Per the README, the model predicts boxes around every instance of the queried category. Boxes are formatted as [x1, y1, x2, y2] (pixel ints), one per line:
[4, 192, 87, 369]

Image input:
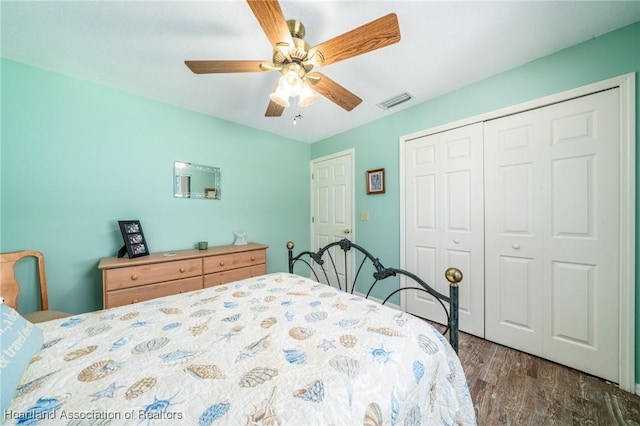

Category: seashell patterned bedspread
[6, 273, 476, 425]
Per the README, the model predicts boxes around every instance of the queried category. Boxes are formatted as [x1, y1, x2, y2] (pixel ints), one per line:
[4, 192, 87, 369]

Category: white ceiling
[2, 1, 639, 143]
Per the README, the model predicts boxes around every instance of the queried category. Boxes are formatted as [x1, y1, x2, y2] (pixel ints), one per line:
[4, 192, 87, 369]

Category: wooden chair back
[0, 250, 49, 311]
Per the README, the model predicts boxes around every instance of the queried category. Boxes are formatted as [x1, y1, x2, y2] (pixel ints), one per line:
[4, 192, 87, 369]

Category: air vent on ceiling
[377, 92, 414, 110]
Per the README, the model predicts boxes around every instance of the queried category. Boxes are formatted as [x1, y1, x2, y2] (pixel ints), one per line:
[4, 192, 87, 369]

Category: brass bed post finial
[445, 267, 463, 287]
[445, 267, 462, 354]
[287, 241, 295, 273]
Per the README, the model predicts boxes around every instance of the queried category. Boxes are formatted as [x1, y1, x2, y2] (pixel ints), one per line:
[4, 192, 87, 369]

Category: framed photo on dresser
[118, 220, 149, 258]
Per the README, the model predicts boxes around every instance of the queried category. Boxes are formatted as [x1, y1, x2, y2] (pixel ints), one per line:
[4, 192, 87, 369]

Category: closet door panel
[484, 110, 544, 354]
[405, 123, 484, 337]
[541, 89, 619, 382]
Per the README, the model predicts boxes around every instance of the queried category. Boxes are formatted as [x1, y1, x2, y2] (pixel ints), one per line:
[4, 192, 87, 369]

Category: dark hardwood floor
[453, 331, 640, 425]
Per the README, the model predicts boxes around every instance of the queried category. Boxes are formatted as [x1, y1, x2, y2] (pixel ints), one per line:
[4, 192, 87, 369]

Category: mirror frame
[174, 161, 221, 200]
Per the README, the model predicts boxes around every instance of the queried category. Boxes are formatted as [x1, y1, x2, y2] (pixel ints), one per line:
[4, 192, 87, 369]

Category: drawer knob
[219, 261, 225, 266]
[132, 299, 139, 304]
[179, 267, 186, 273]
[131, 274, 139, 281]
[250, 256, 255, 261]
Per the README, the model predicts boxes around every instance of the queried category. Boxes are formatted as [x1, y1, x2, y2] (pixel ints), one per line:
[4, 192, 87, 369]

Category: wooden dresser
[98, 243, 268, 309]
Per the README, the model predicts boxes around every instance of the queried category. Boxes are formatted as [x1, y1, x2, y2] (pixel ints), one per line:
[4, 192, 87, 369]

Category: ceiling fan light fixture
[269, 83, 290, 108]
[298, 83, 319, 107]
[280, 68, 304, 97]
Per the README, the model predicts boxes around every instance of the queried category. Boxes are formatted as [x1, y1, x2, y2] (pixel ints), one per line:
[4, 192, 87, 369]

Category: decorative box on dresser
[98, 243, 268, 309]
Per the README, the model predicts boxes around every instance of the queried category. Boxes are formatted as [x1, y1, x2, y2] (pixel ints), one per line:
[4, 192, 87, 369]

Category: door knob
[512, 243, 521, 250]
[453, 239, 460, 244]
[343, 229, 351, 234]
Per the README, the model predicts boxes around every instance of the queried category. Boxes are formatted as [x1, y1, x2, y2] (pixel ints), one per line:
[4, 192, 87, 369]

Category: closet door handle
[453, 239, 460, 244]
[512, 243, 521, 250]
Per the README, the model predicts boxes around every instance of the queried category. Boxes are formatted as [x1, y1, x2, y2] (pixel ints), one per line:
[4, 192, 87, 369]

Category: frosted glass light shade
[298, 84, 319, 107]
[269, 83, 290, 107]
[280, 70, 303, 97]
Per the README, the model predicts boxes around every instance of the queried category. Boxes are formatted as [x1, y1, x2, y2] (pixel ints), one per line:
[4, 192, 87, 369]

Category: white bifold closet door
[484, 88, 620, 383]
[404, 123, 485, 337]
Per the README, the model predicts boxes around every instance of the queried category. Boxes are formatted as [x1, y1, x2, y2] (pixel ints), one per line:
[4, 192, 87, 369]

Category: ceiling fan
[185, 0, 401, 117]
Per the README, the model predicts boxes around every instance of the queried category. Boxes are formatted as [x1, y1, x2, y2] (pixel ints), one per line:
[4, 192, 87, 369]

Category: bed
[2, 240, 475, 425]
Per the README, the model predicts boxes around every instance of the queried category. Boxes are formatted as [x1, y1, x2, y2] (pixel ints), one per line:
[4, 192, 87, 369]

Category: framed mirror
[174, 161, 220, 200]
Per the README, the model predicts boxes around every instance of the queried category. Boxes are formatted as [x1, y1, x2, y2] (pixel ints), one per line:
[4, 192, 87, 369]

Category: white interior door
[540, 89, 619, 382]
[311, 151, 354, 292]
[484, 109, 545, 355]
[403, 123, 485, 337]
[485, 89, 620, 382]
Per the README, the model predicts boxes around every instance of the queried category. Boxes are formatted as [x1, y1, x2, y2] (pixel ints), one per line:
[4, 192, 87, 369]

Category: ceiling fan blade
[247, 0, 294, 50]
[185, 60, 270, 74]
[307, 72, 362, 111]
[265, 100, 285, 117]
[308, 13, 400, 67]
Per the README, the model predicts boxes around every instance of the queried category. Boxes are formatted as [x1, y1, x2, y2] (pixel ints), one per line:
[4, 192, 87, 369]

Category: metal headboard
[286, 238, 462, 353]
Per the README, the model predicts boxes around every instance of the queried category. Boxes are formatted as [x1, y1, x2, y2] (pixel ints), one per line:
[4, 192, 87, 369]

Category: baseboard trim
[636, 383, 640, 395]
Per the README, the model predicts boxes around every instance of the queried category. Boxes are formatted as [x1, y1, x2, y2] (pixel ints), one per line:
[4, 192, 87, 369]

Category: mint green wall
[2, 21, 638, 384]
[311, 22, 640, 384]
[1, 58, 310, 315]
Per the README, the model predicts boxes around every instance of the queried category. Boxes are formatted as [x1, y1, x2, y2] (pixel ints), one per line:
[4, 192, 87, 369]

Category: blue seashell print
[142, 392, 181, 418]
[14, 373, 55, 398]
[223, 301, 238, 309]
[199, 401, 230, 426]
[304, 311, 328, 322]
[249, 283, 266, 289]
[132, 337, 170, 354]
[337, 319, 360, 328]
[86, 324, 112, 336]
[283, 349, 306, 365]
[404, 405, 421, 426]
[293, 380, 324, 403]
[162, 322, 182, 331]
[17, 396, 65, 425]
[285, 311, 294, 321]
[130, 320, 149, 328]
[41, 338, 63, 350]
[60, 317, 83, 328]
[191, 309, 216, 318]
[370, 345, 393, 364]
[221, 314, 240, 322]
[413, 360, 425, 384]
[109, 337, 129, 351]
[159, 349, 197, 363]
[391, 392, 400, 426]
[100, 313, 117, 320]
[280, 300, 292, 307]
[309, 301, 321, 307]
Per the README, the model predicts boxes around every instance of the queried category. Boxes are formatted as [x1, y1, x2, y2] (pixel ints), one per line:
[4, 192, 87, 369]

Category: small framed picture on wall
[366, 168, 385, 195]
[118, 220, 149, 258]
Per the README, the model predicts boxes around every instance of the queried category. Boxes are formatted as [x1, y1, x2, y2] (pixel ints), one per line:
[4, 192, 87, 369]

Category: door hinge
[311, 217, 315, 223]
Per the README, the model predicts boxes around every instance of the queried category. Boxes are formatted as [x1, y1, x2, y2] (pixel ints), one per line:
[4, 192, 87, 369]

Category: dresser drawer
[204, 264, 266, 288]
[105, 276, 203, 308]
[203, 249, 266, 274]
[104, 258, 202, 291]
